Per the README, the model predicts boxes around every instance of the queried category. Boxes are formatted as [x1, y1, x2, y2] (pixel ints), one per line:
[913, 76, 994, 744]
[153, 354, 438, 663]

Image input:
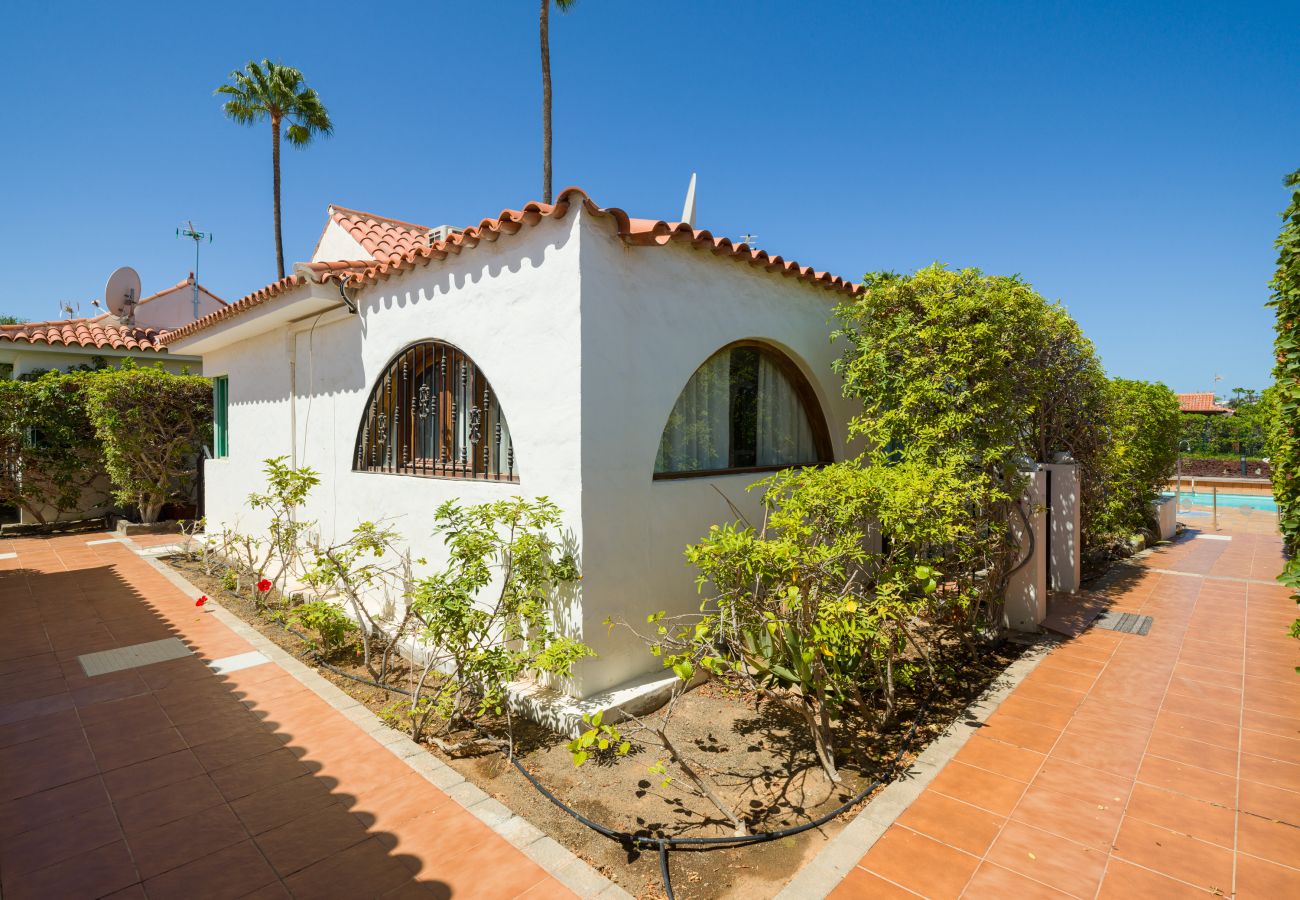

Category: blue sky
[4, 1, 1296, 392]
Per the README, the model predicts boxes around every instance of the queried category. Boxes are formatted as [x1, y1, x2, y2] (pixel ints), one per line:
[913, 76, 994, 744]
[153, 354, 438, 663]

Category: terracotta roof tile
[160, 275, 306, 345]
[165, 187, 862, 346]
[1178, 392, 1232, 414]
[320, 187, 862, 295]
[327, 205, 435, 262]
[0, 319, 166, 352]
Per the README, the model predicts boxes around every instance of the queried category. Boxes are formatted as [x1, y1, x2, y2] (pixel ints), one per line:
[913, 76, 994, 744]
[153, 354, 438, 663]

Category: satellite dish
[104, 266, 142, 320]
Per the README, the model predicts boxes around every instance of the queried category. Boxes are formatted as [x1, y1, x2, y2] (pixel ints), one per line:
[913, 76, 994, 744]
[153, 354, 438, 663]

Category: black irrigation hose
[271, 612, 989, 899]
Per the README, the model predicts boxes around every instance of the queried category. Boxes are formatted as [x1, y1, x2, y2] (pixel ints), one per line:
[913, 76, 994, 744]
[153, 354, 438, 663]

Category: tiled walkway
[832, 526, 1300, 898]
[0, 533, 570, 899]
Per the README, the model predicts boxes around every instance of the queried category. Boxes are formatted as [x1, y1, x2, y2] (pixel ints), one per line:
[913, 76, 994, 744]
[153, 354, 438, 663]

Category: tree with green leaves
[216, 60, 333, 279]
[83, 365, 212, 523]
[0, 372, 102, 523]
[540, 0, 577, 204]
[1266, 167, 1300, 645]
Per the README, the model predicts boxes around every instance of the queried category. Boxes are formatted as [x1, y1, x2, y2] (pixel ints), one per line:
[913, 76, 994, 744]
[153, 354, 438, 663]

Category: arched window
[354, 341, 516, 481]
[654, 342, 832, 478]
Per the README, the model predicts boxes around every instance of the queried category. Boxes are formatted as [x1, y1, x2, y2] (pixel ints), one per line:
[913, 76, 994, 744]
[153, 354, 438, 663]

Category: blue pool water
[1163, 490, 1277, 512]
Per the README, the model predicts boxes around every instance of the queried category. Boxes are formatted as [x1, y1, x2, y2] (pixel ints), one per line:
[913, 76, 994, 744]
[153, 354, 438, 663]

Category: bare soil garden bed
[165, 554, 1021, 899]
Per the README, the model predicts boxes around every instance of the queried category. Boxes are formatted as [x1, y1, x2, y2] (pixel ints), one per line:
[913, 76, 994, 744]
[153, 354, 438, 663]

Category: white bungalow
[162, 189, 862, 699]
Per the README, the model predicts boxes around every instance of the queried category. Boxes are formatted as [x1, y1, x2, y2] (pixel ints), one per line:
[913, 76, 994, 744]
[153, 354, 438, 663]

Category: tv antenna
[102, 266, 142, 325]
[59, 300, 82, 320]
[739, 233, 759, 247]
[177, 222, 213, 320]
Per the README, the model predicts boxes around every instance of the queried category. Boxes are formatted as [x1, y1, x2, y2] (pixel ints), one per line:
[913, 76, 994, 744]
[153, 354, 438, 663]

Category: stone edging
[775, 638, 1054, 899]
[134, 543, 632, 899]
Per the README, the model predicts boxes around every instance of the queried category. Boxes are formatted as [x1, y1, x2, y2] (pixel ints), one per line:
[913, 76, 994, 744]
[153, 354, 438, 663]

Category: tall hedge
[83, 366, 212, 523]
[1090, 378, 1181, 541]
[0, 372, 100, 523]
[1266, 168, 1300, 643]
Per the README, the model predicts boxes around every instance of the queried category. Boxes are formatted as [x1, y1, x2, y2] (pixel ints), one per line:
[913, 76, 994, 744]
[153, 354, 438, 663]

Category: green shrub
[1090, 378, 1180, 540]
[83, 364, 212, 523]
[285, 600, 356, 655]
[0, 372, 100, 523]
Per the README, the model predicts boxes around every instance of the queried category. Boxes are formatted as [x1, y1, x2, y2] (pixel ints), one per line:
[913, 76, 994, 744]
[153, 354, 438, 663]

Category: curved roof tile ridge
[318, 187, 862, 296]
[164, 188, 862, 346]
[0, 318, 167, 352]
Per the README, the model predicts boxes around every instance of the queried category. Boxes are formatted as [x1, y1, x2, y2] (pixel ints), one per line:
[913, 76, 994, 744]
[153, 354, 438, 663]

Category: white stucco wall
[572, 213, 858, 694]
[133, 286, 226, 331]
[312, 220, 371, 263]
[194, 204, 857, 698]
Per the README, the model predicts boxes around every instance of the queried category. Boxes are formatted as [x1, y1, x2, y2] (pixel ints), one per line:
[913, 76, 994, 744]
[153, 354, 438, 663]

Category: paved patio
[0, 533, 575, 899]
[831, 524, 1300, 898]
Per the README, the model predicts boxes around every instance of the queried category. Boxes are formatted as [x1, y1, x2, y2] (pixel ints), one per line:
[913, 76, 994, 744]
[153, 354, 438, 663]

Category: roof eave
[164, 280, 345, 356]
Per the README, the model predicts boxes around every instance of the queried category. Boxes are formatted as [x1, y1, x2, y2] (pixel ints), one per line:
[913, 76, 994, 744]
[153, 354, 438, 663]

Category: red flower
[195, 596, 208, 607]
[256, 579, 272, 593]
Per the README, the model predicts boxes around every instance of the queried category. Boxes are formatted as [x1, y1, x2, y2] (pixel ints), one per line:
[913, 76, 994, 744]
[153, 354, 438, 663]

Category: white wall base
[1003, 468, 1047, 632]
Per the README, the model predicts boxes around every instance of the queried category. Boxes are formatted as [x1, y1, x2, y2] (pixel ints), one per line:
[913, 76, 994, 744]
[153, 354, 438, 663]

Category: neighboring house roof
[314, 205, 438, 262]
[88, 273, 226, 323]
[164, 187, 863, 347]
[0, 319, 166, 352]
[1178, 392, 1233, 414]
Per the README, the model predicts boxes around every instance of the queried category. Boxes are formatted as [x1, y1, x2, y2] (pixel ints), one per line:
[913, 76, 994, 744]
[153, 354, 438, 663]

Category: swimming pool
[1163, 490, 1277, 512]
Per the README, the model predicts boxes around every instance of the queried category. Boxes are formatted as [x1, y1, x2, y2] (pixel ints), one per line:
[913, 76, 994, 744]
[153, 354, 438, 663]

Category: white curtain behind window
[756, 354, 816, 466]
[656, 352, 731, 472]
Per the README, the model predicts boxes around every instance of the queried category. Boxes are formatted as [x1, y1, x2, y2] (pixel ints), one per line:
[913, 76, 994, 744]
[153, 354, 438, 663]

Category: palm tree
[216, 61, 333, 279]
[541, 0, 577, 205]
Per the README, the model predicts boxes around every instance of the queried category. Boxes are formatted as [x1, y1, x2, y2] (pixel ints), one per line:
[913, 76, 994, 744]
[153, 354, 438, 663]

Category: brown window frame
[653, 340, 834, 480]
[353, 340, 518, 482]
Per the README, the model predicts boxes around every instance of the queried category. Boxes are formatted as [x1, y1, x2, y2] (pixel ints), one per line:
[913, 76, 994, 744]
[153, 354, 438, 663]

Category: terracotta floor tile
[828, 866, 920, 898]
[954, 733, 1046, 782]
[996, 695, 1078, 731]
[230, 772, 343, 835]
[1240, 751, 1300, 792]
[0, 774, 110, 841]
[102, 748, 205, 801]
[0, 733, 98, 802]
[255, 802, 371, 877]
[208, 747, 314, 801]
[894, 789, 1005, 857]
[928, 761, 1028, 817]
[1240, 706, 1300, 739]
[962, 861, 1073, 898]
[350, 770, 453, 835]
[1096, 858, 1214, 898]
[113, 773, 227, 834]
[140, 838, 281, 900]
[0, 803, 123, 877]
[1235, 852, 1300, 896]
[1030, 757, 1133, 809]
[1010, 783, 1124, 850]
[0, 839, 139, 900]
[0, 706, 82, 750]
[90, 725, 188, 772]
[1161, 691, 1242, 727]
[1145, 731, 1239, 777]
[984, 819, 1108, 898]
[1049, 724, 1148, 779]
[974, 712, 1063, 754]
[283, 836, 414, 898]
[191, 728, 287, 772]
[1111, 816, 1233, 894]
[1132, 756, 1237, 812]
[1238, 808, 1300, 867]
[1151, 709, 1239, 752]
[1123, 782, 1236, 848]
[126, 801, 250, 880]
[425, 846, 555, 900]
[1240, 727, 1300, 763]
[856, 826, 980, 899]
[1237, 780, 1300, 823]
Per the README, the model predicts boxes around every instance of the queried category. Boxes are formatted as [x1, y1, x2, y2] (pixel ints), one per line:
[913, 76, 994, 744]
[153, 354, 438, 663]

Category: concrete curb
[134, 544, 632, 900]
[775, 638, 1054, 900]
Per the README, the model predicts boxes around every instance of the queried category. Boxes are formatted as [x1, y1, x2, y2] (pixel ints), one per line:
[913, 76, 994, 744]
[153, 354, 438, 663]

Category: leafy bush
[284, 600, 356, 655]
[1268, 167, 1300, 643]
[0, 372, 102, 523]
[403, 497, 591, 747]
[1090, 378, 1181, 540]
[83, 364, 212, 523]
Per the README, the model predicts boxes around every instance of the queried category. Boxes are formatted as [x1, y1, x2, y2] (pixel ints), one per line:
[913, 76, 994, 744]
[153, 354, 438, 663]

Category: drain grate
[1092, 611, 1154, 636]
